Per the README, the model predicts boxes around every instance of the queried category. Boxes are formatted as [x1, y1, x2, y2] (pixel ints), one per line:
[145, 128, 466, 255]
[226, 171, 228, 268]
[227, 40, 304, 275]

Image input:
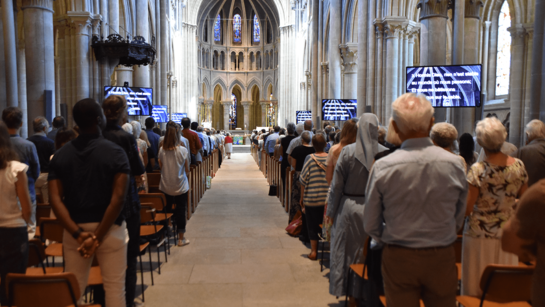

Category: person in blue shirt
[27, 117, 55, 203]
[144, 117, 160, 172]
[364, 93, 467, 307]
[265, 126, 281, 156]
[196, 126, 210, 156]
[2, 107, 40, 232]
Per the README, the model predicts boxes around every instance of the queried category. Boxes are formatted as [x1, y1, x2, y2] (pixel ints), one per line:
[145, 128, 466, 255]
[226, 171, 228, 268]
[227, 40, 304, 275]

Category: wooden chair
[139, 194, 175, 250]
[5, 272, 100, 307]
[456, 264, 534, 307]
[138, 242, 152, 302]
[26, 239, 64, 275]
[39, 218, 64, 266]
[36, 203, 52, 222]
[345, 237, 370, 305]
[140, 205, 167, 274]
[379, 296, 425, 306]
[146, 173, 161, 193]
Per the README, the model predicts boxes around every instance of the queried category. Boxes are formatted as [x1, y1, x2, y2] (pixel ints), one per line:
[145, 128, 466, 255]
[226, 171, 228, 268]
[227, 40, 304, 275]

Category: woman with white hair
[461, 117, 529, 296]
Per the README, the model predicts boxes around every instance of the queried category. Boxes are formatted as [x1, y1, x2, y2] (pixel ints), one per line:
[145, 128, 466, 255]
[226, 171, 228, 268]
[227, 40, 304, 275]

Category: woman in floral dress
[461, 117, 528, 296]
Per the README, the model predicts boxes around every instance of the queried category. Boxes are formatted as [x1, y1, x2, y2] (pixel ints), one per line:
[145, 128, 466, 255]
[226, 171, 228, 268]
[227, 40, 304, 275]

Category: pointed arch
[212, 77, 228, 98]
[229, 79, 247, 100]
[246, 78, 261, 99]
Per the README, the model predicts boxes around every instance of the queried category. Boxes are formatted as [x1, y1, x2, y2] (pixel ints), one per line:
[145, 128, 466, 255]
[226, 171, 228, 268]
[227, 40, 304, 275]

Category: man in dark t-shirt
[49, 99, 130, 307]
[144, 117, 160, 172]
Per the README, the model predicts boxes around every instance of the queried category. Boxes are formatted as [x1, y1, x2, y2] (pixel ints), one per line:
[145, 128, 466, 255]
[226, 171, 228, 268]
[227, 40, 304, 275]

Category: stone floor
[139, 153, 342, 307]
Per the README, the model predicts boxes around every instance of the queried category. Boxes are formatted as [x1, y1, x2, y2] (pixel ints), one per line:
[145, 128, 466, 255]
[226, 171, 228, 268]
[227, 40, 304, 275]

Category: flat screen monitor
[296, 111, 312, 124]
[406, 64, 482, 107]
[104, 86, 153, 116]
[322, 99, 357, 121]
[171, 113, 188, 123]
[151, 105, 168, 123]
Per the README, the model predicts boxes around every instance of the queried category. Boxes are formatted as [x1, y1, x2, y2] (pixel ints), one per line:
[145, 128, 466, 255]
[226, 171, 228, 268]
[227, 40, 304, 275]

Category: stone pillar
[508, 25, 527, 147]
[205, 99, 213, 122]
[328, 0, 341, 98]
[160, 0, 168, 106]
[17, 27, 28, 137]
[530, 0, 545, 120]
[418, 0, 449, 121]
[242, 101, 251, 130]
[91, 16, 101, 102]
[383, 18, 402, 120]
[134, 0, 149, 87]
[2, 0, 18, 107]
[481, 21, 492, 104]
[22, 0, 55, 130]
[452, 0, 465, 64]
[221, 100, 232, 131]
[366, 0, 376, 116]
[408, 32, 415, 67]
[311, 0, 319, 123]
[356, 0, 367, 115]
[375, 21, 384, 122]
[68, 12, 92, 102]
[523, 25, 534, 125]
[260, 100, 269, 126]
[116, 66, 133, 86]
[340, 44, 358, 99]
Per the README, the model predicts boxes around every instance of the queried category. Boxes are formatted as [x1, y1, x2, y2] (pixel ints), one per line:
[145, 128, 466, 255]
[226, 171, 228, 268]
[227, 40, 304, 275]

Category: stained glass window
[253, 15, 260, 43]
[496, 1, 511, 96]
[233, 14, 242, 43]
[214, 15, 221, 42]
[230, 94, 237, 129]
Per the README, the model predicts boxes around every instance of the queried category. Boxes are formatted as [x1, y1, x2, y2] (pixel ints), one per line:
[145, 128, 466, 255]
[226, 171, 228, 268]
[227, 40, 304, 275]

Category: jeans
[63, 222, 128, 307]
[164, 192, 188, 234]
[0, 227, 28, 305]
[125, 213, 140, 307]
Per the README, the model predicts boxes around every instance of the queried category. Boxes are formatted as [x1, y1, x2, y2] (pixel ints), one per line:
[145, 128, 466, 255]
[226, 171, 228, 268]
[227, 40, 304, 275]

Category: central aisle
[143, 153, 341, 307]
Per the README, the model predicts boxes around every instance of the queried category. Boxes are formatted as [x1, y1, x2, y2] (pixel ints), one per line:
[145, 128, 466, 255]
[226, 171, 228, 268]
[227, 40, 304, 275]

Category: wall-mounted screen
[406, 64, 482, 107]
[171, 113, 188, 123]
[322, 99, 357, 121]
[104, 86, 153, 116]
[296, 111, 312, 124]
[151, 105, 168, 123]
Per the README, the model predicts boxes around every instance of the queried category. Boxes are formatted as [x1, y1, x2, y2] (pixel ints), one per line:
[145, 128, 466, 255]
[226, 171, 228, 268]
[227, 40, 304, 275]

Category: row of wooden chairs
[253, 145, 290, 213]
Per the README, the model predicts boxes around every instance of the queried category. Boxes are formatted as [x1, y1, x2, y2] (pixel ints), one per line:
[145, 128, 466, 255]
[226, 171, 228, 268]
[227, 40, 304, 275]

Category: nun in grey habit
[326, 113, 386, 301]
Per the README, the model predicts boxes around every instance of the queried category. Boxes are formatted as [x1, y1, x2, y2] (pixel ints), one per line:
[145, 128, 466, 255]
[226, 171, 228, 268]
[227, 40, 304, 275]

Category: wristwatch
[72, 227, 84, 239]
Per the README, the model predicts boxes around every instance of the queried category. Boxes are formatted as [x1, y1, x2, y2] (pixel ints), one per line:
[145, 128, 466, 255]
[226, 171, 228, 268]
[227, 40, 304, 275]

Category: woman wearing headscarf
[326, 114, 386, 307]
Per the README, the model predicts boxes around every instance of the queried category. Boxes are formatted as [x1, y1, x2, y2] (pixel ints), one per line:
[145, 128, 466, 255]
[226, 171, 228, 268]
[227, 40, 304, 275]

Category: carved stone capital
[523, 23, 534, 39]
[67, 11, 92, 36]
[383, 17, 406, 39]
[465, 0, 484, 19]
[241, 101, 252, 108]
[321, 62, 329, 74]
[339, 43, 358, 72]
[221, 100, 233, 107]
[21, 0, 53, 12]
[417, 0, 450, 21]
[374, 21, 384, 39]
[508, 24, 526, 39]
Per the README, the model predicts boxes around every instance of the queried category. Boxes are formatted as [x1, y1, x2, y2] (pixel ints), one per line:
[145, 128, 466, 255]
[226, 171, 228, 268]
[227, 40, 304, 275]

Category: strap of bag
[311, 154, 327, 172]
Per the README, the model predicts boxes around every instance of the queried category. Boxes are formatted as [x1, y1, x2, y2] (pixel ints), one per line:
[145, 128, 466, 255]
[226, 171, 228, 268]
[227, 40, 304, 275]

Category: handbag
[285, 210, 303, 236]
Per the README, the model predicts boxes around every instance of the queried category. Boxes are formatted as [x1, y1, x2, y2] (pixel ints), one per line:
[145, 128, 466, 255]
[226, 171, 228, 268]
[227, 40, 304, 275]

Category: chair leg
[345, 269, 352, 306]
[164, 240, 168, 263]
[156, 245, 161, 274]
[139, 253, 145, 302]
[148, 246, 154, 285]
[319, 241, 324, 272]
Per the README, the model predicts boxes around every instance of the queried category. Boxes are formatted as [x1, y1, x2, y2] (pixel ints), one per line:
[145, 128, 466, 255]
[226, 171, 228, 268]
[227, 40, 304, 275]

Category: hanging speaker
[365, 106, 372, 113]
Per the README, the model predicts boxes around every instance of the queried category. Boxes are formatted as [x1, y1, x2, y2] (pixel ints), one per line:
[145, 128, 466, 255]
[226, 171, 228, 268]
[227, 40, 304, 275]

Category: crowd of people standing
[253, 93, 545, 307]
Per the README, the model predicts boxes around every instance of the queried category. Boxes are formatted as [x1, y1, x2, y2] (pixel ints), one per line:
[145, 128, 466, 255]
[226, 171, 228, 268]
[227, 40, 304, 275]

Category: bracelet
[72, 227, 84, 240]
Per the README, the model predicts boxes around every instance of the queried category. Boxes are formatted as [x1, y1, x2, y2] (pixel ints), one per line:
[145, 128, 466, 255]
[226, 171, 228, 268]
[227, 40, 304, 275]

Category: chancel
[0, 0, 545, 306]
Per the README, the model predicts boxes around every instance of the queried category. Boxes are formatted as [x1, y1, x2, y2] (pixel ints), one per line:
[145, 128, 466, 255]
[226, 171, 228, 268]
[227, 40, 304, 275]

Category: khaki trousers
[382, 244, 457, 307]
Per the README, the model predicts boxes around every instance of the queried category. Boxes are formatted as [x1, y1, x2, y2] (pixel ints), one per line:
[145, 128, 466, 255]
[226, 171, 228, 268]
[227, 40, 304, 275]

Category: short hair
[280, 128, 286, 135]
[475, 117, 507, 153]
[304, 120, 313, 131]
[73, 98, 103, 130]
[287, 122, 296, 134]
[33, 116, 49, 133]
[312, 133, 327, 152]
[181, 117, 191, 129]
[525, 119, 545, 141]
[386, 118, 402, 146]
[197, 126, 204, 132]
[1, 107, 23, 129]
[55, 127, 77, 150]
[145, 117, 156, 129]
[378, 126, 386, 145]
[52, 116, 65, 129]
[261, 129, 266, 133]
[191, 122, 198, 130]
[122, 123, 133, 134]
[322, 121, 331, 130]
[295, 124, 304, 136]
[153, 127, 162, 136]
[102, 95, 127, 121]
[130, 121, 143, 139]
[301, 131, 311, 144]
[392, 93, 435, 134]
[274, 126, 280, 133]
[430, 123, 458, 149]
[329, 131, 336, 142]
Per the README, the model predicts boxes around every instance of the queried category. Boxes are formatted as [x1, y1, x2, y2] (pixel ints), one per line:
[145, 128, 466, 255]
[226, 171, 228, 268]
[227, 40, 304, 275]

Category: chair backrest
[36, 203, 51, 221]
[479, 264, 534, 304]
[27, 239, 47, 272]
[139, 193, 167, 211]
[140, 205, 157, 224]
[147, 173, 161, 187]
[39, 218, 64, 243]
[6, 272, 81, 307]
[453, 235, 463, 263]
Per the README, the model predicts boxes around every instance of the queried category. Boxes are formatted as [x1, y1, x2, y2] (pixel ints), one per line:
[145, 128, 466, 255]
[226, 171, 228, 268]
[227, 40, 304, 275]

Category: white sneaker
[178, 238, 190, 246]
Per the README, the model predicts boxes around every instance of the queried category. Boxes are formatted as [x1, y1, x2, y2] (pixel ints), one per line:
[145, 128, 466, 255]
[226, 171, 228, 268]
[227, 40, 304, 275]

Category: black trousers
[218, 150, 223, 167]
[125, 212, 140, 307]
[0, 227, 28, 305]
[304, 205, 325, 241]
[164, 192, 188, 234]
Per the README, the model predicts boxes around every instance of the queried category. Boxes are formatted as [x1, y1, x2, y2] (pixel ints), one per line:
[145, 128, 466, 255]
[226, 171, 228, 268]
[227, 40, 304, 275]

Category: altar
[227, 129, 252, 153]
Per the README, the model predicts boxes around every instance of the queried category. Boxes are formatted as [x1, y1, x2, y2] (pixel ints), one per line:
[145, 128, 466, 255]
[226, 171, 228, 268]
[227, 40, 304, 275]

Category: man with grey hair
[364, 93, 467, 307]
[28, 117, 56, 203]
[512, 119, 545, 186]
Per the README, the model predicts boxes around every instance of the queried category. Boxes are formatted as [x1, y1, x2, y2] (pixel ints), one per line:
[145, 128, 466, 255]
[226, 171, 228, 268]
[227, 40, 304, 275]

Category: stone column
[311, 0, 319, 123]
[160, 0, 168, 106]
[260, 100, 269, 126]
[408, 31, 416, 67]
[67, 12, 92, 102]
[375, 21, 384, 122]
[366, 0, 376, 115]
[481, 21, 492, 104]
[418, 0, 449, 121]
[134, 0, 149, 87]
[221, 100, 232, 131]
[328, 0, 341, 98]
[205, 99, 214, 122]
[242, 101, 251, 130]
[383, 18, 402, 120]
[508, 25, 527, 147]
[17, 26, 28, 137]
[530, 0, 545, 120]
[340, 44, 358, 99]
[116, 66, 133, 86]
[452, 0, 465, 64]
[91, 15, 101, 101]
[523, 25, 534, 125]
[2, 0, 18, 107]
[22, 0, 55, 130]
[356, 0, 367, 115]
